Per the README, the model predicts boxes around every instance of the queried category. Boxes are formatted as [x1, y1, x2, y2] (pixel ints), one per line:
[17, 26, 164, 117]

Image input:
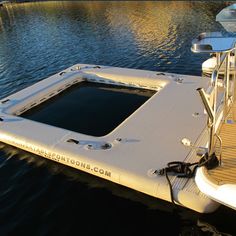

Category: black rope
[156, 153, 219, 205]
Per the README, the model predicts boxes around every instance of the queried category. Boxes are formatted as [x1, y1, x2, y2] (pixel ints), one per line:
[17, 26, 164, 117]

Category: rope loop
[156, 152, 219, 205]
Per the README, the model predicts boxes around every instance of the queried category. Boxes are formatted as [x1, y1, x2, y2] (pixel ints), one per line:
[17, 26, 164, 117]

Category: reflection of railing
[197, 47, 235, 157]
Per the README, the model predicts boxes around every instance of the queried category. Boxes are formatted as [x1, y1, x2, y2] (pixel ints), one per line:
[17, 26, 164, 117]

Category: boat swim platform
[196, 95, 236, 211]
[0, 64, 220, 213]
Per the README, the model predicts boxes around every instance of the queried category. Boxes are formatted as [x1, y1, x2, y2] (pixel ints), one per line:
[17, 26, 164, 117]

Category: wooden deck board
[208, 103, 236, 184]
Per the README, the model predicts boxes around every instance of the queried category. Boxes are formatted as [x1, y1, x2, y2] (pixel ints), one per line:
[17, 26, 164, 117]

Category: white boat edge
[196, 167, 236, 211]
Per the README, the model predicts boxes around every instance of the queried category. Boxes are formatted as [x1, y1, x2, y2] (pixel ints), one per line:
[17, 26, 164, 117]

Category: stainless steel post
[197, 88, 215, 156]
[225, 52, 230, 106]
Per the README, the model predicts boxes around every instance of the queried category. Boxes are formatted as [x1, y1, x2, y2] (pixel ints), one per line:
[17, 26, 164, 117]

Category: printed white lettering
[1, 135, 113, 179]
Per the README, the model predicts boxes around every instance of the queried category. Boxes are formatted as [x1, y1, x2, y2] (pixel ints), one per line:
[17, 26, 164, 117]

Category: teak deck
[207, 100, 236, 185]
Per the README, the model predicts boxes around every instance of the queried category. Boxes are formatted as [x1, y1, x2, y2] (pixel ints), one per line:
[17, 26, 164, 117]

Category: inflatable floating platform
[0, 64, 221, 213]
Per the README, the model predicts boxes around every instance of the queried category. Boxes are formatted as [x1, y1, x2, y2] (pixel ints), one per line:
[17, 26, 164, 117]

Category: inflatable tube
[0, 64, 220, 213]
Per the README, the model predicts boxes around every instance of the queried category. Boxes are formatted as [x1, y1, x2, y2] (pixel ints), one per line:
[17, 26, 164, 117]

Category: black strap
[157, 153, 219, 205]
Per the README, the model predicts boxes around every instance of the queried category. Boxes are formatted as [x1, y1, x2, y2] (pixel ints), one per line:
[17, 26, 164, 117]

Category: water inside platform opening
[20, 81, 156, 136]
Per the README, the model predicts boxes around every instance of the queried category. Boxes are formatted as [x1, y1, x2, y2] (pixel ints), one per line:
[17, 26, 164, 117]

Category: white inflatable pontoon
[0, 64, 221, 213]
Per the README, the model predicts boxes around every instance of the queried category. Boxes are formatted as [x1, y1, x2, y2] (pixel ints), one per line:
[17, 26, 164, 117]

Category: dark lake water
[0, 1, 236, 235]
[21, 82, 155, 136]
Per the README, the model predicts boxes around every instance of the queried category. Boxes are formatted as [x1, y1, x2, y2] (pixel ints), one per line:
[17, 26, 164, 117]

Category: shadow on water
[0, 143, 235, 236]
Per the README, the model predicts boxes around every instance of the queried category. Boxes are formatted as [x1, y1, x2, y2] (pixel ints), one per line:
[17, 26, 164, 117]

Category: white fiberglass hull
[196, 167, 236, 211]
[202, 55, 236, 75]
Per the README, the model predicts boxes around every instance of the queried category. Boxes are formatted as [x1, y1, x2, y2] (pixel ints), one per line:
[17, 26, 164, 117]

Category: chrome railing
[197, 47, 236, 157]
